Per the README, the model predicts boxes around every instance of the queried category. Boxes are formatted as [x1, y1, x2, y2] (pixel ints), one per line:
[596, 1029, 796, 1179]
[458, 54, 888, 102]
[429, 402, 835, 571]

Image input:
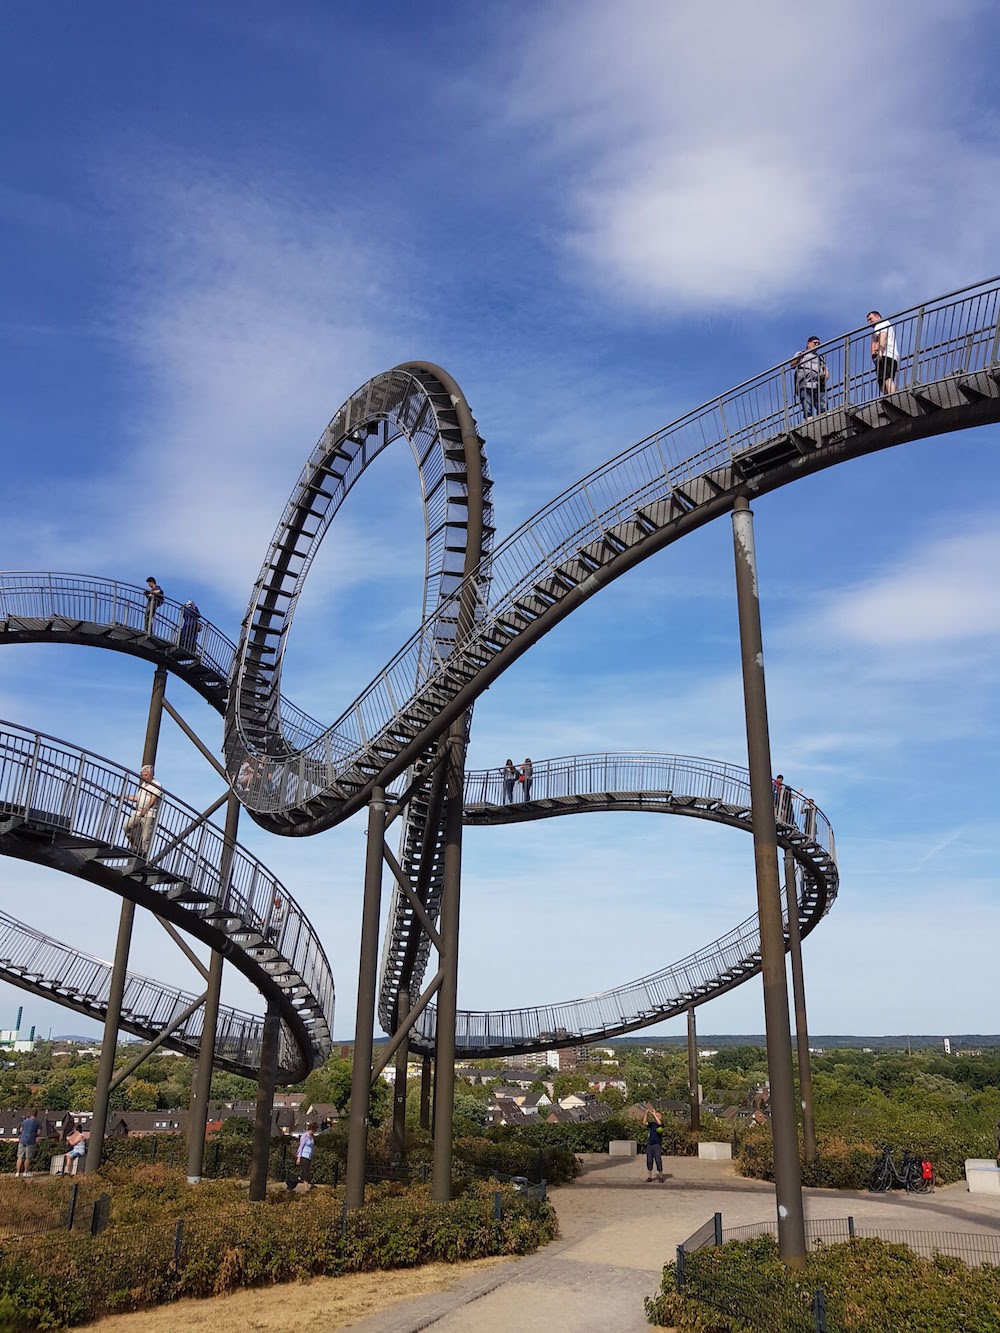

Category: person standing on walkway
[15, 1109, 41, 1177]
[644, 1103, 665, 1183]
[791, 336, 829, 417]
[867, 311, 899, 395]
[178, 599, 201, 654]
[502, 759, 516, 804]
[297, 1121, 316, 1184]
[143, 577, 164, 638]
[124, 763, 161, 855]
[520, 757, 533, 802]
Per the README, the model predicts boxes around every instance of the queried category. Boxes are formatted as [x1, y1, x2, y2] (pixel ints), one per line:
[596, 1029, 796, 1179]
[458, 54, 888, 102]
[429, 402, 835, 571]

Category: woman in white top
[867, 311, 898, 395]
[123, 764, 161, 855]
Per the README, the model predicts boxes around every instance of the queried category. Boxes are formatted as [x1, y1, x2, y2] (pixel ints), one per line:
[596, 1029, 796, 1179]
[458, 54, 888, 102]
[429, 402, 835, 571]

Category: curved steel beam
[398, 752, 838, 1058]
[217, 277, 1000, 837]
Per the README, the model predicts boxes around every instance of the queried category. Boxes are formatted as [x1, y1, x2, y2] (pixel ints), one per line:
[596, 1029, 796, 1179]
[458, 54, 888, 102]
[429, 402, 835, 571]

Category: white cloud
[820, 525, 1000, 646]
[500, 0, 999, 311]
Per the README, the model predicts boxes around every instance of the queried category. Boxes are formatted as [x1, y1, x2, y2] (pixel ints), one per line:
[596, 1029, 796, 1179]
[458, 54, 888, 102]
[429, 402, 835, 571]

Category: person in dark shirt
[15, 1109, 41, 1177]
[144, 577, 164, 638]
[645, 1102, 665, 1183]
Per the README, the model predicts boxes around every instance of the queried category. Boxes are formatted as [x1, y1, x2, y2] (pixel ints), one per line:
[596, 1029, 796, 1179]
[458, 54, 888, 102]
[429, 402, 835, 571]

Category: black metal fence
[675, 1212, 1000, 1332]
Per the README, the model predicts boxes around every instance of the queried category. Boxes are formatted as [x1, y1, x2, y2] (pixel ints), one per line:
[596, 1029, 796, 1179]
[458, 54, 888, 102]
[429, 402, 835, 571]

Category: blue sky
[1, 1, 998, 1047]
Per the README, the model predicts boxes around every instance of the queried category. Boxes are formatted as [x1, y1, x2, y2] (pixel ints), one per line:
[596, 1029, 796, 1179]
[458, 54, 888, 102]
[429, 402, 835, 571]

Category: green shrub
[645, 1235, 1000, 1331]
[0, 1179, 557, 1328]
[735, 1124, 964, 1190]
[485, 1115, 698, 1157]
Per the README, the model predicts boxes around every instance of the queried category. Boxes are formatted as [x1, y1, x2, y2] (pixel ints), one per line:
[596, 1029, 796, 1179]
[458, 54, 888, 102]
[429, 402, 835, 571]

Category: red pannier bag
[921, 1160, 933, 1180]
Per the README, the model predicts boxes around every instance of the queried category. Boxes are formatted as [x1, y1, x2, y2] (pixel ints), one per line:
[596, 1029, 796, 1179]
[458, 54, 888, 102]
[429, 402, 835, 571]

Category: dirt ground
[89, 1258, 511, 1333]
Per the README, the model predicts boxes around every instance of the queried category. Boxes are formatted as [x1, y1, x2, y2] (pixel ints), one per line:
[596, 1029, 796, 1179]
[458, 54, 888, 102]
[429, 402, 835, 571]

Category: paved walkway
[349, 1154, 1000, 1332]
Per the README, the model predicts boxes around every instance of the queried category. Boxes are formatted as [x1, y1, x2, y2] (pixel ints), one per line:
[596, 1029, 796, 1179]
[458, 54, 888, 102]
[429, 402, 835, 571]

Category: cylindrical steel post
[84, 900, 134, 1174]
[248, 997, 281, 1201]
[86, 666, 167, 1173]
[186, 948, 224, 1183]
[432, 729, 466, 1202]
[186, 791, 239, 1183]
[391, 988, 410, 1162]
[784, 848, 817, 1163]
[687, 1006, 700, 1131]
[420, 1055, 432, 1131]
[731, 495, 805, 1265]
[345, 787, 387, 1209]
[142, 667, 167, 768]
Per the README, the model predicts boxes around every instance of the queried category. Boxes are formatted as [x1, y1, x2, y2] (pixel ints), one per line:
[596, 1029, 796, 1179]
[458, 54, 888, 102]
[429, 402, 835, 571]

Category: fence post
[173, 1218, 183, 1268]
[333, 1161, 340, 1188]
[151, 1137, 158, 1163]
[66, 1183, 78, 1231]
[340, 1200, 348, 1238]
[676, 1244, 685, 1292]
[847, 1216, 855, 1238]
[90, 1193, 110, 1237]
[213, 1140, 220, 1174]
[493, 1190, 502, 1222]
[713, 1212, 723, 1247]
[812, 1288, 827, 1332]
[281, 1139, 288, 1178]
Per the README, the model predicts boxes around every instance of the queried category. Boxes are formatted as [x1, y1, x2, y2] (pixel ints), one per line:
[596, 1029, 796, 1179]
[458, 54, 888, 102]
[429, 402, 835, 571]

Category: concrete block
[697, 1141, 733, 1161]
[608, 1139, 636, 1157]
[965, 1159, 1000, 1194]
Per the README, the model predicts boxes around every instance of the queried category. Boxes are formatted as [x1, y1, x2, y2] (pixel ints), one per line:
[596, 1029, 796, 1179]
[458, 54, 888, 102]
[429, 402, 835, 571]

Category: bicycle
[868, 1144, 933, 1193]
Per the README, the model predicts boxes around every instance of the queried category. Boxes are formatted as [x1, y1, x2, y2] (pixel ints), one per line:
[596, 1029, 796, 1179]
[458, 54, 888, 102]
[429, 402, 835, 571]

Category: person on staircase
[502, 758, 517, 804]
[143, 577, 164, 638]
[520, 757, 533, 801]
[124, 763, 161, 856]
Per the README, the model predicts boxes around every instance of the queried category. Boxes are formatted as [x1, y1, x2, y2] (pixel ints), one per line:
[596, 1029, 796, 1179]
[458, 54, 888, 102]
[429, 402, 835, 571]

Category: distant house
[485, 1097, 528, 1128]
[106, 1111, 187, 1138]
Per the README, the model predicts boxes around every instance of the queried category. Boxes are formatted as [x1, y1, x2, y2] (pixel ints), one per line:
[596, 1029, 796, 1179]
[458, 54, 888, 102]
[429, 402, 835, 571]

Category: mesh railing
[0, 721, 334, 1074]
[722, 1216, 1000, 1267]
[0, 911, 281, 1077]
[227, 277, 1000, 822]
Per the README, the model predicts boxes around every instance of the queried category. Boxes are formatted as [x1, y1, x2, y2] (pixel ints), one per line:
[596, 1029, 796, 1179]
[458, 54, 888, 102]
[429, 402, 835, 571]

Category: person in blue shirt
[296, 1121, 317, 1184]
[15, 1109, 41, 1177]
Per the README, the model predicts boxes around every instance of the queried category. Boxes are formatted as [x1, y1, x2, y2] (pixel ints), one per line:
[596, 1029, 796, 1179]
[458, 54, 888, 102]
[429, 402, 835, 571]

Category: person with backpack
[520, 757, 533, 801]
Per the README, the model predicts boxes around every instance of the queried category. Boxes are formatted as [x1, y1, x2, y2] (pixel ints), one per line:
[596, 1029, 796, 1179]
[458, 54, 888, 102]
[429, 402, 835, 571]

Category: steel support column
[86, 665, 166, 1174]
[248, 997, 281, 1201]
[687, 1006, 700, 1131]
[186, 946, 223, 1182]
[345, 786, 387, 1209]
[731, 496, 805, 1265]
[391, 988, 409, 1163]
[420, 1055, 431, 1131]
[784, 848, 817, 1163]
[432, 729, 466, 1202]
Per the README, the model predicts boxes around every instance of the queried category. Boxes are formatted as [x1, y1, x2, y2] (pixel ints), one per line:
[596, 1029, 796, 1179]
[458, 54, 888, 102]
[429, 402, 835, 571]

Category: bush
[735, 1125, 960, 1190]
[486, 1115, 698, 1157]
[645, 1235, 1000, 1331]
[0, 1179, 558, 1328]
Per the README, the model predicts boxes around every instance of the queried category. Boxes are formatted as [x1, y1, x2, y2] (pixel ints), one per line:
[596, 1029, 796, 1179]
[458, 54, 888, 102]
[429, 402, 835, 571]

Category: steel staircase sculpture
[0, 722, 334, 1081]
[0, 910, 297, 1079]
[401, 752, 838, 1056]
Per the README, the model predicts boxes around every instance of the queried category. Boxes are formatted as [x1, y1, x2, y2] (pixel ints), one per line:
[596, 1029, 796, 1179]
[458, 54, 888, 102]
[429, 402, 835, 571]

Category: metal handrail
[389, 752, 837, 1054]
[0, 910, 297, 1077]
[0, 720, 334, 1074]
[225, 277, 1000, 822]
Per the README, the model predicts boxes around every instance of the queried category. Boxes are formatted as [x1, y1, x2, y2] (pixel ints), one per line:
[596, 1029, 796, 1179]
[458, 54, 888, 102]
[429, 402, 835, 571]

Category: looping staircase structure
[399, 752, 838, 1056]
[0, 277, 997, 1072]
[0, 721, 333, 1081]
[0, 911, 291, 1079]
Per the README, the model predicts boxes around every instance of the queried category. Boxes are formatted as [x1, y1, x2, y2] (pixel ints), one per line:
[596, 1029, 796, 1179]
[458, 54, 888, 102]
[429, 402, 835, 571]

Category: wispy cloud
[497, 0, 998, 312]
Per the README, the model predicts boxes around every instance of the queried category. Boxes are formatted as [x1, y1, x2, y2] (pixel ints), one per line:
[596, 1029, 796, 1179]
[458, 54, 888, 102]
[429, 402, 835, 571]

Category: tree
[124, 1079, 159, 1111]
[552, 1072, 590, 1101]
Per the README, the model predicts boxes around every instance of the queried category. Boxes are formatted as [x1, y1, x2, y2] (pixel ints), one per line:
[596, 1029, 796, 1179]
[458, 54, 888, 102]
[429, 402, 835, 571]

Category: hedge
[0, 1178, 558, 1328]
[486, 1116, 700, 1156]
[735, 1126, 967, 1189]
[645, 1234, 1000, 1331]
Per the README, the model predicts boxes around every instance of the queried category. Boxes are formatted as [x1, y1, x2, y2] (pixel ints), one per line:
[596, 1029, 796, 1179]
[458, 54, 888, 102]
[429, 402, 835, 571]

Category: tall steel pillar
[432, 728, 466, 1202]
[784, 848, 817, 1163]
[420, 1055, 432, 1131]
[345, 786, 387, 1209]
[86, 665, 166, 1174]
[731, 496, 805, 1265]
[391, 988, 410, 1162]
[687, 1006, 700, 1131]
[248, 997, 281, 1201]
